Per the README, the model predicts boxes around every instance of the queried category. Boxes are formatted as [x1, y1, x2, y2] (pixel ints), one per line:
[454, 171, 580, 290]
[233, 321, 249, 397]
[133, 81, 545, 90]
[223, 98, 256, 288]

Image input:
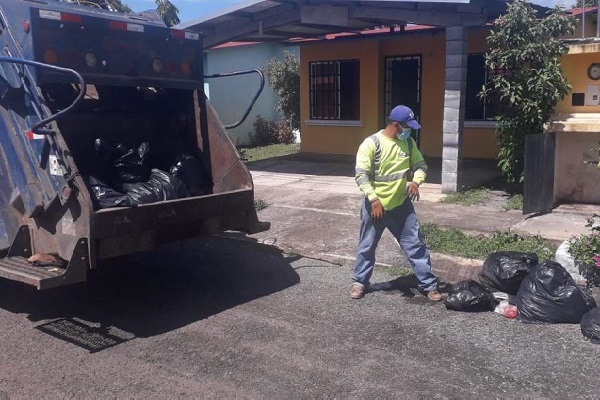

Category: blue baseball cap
[389, 105, 421, 130]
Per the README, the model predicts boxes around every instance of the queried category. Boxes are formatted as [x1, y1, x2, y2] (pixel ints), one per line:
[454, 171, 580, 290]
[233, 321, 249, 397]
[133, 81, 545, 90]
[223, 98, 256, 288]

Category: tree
[264, 51, 300, 131]
[574, 0, 597, 8]
[73, 0, 179, 27]
[155, 0, 180, 27]
[78, 0, 131, 12]
[481, 0, 576, 183]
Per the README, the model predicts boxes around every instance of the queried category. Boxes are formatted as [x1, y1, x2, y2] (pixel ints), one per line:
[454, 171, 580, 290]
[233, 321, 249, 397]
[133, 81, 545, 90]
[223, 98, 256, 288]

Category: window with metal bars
[466, 53, 506, 120]
[309, 60, 360, 120]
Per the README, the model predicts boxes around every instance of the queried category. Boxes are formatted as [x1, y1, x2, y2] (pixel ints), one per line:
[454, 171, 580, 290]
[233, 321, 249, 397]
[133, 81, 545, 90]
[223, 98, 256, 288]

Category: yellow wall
[557, 51, 600, 115]
[300, 40, 381, 155]
[299, 27, 499, 159]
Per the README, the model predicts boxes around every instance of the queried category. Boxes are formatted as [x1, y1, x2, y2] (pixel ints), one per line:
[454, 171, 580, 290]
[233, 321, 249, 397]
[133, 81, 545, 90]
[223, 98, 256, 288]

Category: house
[204, 42, 299, 147]
[181, 0, 600, 207]
[548, 8, 600, 205]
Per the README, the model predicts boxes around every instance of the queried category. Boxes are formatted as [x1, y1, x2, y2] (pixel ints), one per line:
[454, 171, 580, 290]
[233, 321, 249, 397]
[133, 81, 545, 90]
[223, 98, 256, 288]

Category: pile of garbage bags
[83, 139, 211, 209]
[444, 251, 598, 343]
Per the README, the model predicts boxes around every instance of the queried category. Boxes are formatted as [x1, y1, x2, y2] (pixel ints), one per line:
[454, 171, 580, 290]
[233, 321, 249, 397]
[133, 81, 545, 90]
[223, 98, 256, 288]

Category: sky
[125, 0, 576, 25]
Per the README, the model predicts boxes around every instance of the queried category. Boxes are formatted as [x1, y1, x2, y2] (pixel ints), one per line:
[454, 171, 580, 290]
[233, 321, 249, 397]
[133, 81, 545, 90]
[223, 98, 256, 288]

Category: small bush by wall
[249, 115, 278, 147]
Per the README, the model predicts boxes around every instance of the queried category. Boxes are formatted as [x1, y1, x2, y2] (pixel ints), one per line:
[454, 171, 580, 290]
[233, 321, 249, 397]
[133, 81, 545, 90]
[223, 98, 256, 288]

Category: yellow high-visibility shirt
[355, 130, 428, 211]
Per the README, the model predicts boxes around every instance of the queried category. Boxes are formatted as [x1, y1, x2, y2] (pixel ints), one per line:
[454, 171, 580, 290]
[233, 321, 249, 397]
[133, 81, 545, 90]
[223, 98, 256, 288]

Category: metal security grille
[309, 59, 359, 120]
[384, 55, 421, 143]
[384, 55, 421, 120]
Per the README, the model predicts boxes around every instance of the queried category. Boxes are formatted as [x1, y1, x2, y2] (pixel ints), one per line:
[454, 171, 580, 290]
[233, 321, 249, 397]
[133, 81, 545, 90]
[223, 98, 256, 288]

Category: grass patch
[504, 194, 523, 211]
[381, 265, 414, 277]
[421, 223, 556, 261]
[254, 198, 268, 211]
[240, 143, 300, 163]
[440, 188, 490, 206]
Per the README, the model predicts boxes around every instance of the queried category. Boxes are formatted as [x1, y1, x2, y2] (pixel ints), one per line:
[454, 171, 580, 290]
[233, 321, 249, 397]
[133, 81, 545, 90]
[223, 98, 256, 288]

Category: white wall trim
[304, 119, 364, 127]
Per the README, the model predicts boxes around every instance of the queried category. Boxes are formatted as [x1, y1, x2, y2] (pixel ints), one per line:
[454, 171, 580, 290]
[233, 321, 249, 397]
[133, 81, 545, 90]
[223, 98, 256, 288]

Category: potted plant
[568, 214, 600, 287]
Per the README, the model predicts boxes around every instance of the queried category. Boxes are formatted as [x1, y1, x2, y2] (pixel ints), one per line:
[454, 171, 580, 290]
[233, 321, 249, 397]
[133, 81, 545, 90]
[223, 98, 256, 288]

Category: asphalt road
[0, 235, 598, 398]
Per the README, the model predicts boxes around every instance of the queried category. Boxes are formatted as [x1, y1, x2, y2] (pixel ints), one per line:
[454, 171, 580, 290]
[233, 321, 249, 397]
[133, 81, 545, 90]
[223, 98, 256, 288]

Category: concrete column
[442, 26, 468, 193]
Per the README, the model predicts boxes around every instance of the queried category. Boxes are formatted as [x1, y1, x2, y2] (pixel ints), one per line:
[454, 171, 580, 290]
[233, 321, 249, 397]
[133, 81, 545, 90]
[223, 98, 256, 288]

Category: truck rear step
[0, 256, 64, 287]
[0, 227, 89, 289]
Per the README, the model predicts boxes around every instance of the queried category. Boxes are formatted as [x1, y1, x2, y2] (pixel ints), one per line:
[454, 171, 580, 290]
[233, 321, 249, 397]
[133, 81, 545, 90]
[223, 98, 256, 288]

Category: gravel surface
[0, 236, 598, 398]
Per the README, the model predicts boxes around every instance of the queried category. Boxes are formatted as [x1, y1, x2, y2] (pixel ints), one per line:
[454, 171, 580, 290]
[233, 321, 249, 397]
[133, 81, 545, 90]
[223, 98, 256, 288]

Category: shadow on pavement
[0, 236, 300, 352]
[246, 153, 502, 188]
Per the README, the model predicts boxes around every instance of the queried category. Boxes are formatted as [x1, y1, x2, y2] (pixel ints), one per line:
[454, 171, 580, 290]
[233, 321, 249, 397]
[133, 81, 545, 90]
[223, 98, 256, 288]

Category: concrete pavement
[247, 155, 600, 283]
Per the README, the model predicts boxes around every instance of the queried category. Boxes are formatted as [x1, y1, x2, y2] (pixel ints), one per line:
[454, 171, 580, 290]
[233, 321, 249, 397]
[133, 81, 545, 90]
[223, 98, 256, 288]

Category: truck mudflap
[0, 226, 88, 289]
[92, 188, 268, 260]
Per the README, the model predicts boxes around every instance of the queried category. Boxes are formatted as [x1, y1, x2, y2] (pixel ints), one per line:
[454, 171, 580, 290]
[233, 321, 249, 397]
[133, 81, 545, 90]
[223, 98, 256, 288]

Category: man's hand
[406, 181, 420, 202]
[370, 198, 384, 220]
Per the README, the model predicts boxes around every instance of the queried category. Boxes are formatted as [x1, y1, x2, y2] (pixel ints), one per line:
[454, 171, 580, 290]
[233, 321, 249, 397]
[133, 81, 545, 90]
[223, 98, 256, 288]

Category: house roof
[177, 0, 521, 49]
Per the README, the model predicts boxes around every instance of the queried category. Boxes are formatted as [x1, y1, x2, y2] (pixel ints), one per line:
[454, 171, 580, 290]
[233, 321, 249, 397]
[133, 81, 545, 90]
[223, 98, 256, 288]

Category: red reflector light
[170, 29, 185, 39]
[109, 21, 127, 30]
[61, 13, 82, 24]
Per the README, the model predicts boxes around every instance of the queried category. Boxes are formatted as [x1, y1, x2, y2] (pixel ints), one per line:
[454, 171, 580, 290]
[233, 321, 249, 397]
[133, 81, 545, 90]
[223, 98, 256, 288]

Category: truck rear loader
[0, 0, 268, 289]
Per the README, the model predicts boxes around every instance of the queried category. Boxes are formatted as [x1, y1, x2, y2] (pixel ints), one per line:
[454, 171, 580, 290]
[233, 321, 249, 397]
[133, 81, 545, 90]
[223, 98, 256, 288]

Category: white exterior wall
[205, 43, 299, 147]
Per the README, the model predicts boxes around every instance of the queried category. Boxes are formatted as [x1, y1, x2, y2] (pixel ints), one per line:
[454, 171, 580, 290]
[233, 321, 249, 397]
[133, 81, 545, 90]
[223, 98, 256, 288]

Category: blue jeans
[353, 198, 438, 291]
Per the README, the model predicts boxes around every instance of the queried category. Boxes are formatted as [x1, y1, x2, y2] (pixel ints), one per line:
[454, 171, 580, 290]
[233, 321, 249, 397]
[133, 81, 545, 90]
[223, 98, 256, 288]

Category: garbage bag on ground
[581, 307, 600, 344]
[479, 251, 539, 295]
[95, 139, 151, 183]
[516, 261, 597, 324]
[169, 153, 211, 196]
[83, 176, 135, 209]
[123, 169, 188, 205]
[445, 279, 497, 312]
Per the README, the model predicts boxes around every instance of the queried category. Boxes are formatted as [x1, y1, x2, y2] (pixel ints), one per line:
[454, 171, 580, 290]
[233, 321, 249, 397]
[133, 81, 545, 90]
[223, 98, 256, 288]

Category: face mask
[397, 127, 411, 141]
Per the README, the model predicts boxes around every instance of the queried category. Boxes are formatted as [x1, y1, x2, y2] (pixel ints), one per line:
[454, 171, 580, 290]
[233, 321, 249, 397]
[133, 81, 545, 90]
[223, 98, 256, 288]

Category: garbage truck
[0, 0, 268, 289]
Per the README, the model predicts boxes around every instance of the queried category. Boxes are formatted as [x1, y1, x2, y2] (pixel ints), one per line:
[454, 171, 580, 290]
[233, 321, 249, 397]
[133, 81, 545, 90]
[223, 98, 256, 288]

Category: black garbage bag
[83, 176, 135, 209]
[95, 139, 151, 183]
[123, 169, 188, 205]
[445, 279, 497, 312]
[516, 261, 597, 324]
[479, 251, 539, 295]
[581, 307, 600, 344]
[169, 153, 211, 196]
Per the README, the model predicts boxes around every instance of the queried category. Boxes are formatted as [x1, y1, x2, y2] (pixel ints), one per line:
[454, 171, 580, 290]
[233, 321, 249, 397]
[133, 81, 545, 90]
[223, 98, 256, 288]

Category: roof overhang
[177, 0, 518, 49]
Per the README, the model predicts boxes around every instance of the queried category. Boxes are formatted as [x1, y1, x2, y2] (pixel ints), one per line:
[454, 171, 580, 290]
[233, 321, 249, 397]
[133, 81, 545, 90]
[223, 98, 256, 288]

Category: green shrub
[250, 115, 278, 147]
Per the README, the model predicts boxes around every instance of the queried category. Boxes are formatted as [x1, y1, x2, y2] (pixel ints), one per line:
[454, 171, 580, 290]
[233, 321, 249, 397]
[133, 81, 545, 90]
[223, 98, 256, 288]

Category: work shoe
[426, 289, 443, 302]
[350, 283, 365, 299]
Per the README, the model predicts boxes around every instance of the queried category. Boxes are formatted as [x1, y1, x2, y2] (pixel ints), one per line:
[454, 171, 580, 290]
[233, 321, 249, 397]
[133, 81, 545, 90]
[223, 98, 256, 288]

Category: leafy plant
[155, 0, 180, 27]
[250, 115, 278, 147]
[276, 119, 296, 145]
[481, 0, 576, 183]
[265, 51, 300, 130]
[568, 214, 600, 286]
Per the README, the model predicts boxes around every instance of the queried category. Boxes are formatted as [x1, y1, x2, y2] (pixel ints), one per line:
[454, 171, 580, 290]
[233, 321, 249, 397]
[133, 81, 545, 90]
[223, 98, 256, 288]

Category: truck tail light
[181, 62, 191, 76]
[43, 48, 59, 65]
